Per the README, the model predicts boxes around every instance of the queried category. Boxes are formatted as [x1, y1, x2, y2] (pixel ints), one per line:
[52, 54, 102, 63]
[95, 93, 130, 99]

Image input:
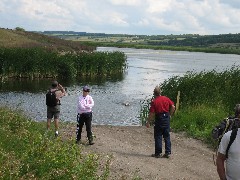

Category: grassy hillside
[0, 28, 95, 52]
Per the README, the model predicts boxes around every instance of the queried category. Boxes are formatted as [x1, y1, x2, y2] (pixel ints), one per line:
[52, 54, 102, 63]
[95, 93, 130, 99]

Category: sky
[0, 0, 240, 35]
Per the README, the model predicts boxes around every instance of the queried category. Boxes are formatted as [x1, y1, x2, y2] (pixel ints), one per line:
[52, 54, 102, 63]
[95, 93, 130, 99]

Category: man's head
[234, 104, 240, 117]
[52, 80, 58, 88]
[83, 85, 90, 92]
[153, 86, 161, 96]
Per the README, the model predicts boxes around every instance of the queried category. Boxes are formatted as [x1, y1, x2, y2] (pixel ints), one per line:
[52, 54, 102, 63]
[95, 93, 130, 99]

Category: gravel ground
[61, 125, 218, 180]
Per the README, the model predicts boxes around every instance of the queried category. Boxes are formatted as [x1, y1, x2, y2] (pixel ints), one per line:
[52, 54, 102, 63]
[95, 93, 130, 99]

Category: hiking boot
[89, 141, 94, 145]
[76, 140, 82, 145]
[88, 136, 94, 145]
[162, 154, 170, 158]
[151, 154, 161, 158]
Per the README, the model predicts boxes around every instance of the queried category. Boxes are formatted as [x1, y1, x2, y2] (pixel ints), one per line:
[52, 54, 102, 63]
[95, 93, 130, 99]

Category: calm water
[1, 47, 240, 126]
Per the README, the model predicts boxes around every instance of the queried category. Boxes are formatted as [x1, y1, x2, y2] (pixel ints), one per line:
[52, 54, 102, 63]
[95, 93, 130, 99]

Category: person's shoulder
[224, 130, 232, 138]
[160, 95, 171, 100]
[49, 88, 57, 91]
[47, 88, 55, 93]
[160, 95, 168, 98]
[87, 94, 93, 98]
[55, 89, 65, 96]
[54, 89, 61, 93]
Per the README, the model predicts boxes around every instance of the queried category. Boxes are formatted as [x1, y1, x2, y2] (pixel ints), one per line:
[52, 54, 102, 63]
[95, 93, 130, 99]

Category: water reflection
[1, 47, 240, 126]
[0, 73, 125, 93]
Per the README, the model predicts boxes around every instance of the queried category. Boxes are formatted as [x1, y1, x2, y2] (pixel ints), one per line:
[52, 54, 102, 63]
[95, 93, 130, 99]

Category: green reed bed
[140, 65, 240, 146]
[74, 51, 127, 76]
[0, 107, 111, 179]
[161, 66, 240, 111]
[0, 48, 127, 79]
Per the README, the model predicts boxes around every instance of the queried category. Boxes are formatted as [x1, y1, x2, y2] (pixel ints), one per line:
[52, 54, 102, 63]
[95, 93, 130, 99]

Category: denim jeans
[154, 113, 171, 155]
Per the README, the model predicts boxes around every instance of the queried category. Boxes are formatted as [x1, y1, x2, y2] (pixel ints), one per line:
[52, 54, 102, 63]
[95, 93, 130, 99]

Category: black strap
[226, 128, 238, 158]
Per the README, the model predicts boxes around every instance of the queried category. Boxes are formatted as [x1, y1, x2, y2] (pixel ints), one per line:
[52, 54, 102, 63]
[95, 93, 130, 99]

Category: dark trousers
[76, 112, 93, 142]
[154, 113, 171, 155]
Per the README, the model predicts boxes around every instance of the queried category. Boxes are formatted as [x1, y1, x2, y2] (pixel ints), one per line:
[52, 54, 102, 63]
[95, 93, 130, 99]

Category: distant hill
[39, 30, 240, 47]
[0, 28, 95, 52]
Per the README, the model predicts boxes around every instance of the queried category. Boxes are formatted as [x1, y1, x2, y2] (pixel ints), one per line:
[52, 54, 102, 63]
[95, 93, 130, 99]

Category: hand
[146, 121, 150, 128]
[58, 84, 63, 89]
[58, 84, 65, 93]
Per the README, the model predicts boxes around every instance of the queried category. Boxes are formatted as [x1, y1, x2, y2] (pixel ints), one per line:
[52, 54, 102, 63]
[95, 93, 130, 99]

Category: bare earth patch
[62, 125, 218, 180]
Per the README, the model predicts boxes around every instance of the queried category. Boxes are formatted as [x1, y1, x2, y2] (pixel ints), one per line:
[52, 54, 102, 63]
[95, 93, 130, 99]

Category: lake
[0, 47, 240, 126]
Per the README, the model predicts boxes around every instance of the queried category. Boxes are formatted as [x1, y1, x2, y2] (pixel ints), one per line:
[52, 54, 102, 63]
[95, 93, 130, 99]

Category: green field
[44, 31, 240, 55]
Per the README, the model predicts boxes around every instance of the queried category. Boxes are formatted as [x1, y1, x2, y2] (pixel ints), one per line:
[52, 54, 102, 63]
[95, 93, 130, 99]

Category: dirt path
[62, 125, 218, 180]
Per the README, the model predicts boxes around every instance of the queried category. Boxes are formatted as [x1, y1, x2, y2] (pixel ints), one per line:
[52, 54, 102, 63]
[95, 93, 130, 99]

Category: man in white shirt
[76, 86, 94, 145]
[217, 104, 240, 180]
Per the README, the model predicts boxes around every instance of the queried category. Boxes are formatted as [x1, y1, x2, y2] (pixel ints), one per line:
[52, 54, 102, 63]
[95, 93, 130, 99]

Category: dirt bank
[62, 125, 218, 180]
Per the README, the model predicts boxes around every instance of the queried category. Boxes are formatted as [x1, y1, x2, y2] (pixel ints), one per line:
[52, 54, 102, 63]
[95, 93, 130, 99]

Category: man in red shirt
[146, 86, 175, 158]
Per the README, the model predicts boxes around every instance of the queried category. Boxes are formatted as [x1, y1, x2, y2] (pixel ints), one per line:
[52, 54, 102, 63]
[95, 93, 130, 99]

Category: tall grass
[0, 107, 111, 179]
[171, 104, 227, 146]
[161, 66, 240, 111]
[139, 96, 153, 126]
[140, 65, 240, 147]
[0, 47, 127, 80]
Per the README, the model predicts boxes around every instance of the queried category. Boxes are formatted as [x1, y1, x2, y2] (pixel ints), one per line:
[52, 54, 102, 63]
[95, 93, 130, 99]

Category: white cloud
[108, 12, 129, 26]
[191, 0, 240, 32]
[150, 17, 182, 32]
[19, 0, 71, 20]
[0, 1, 4, 12]
[220, 0, 240, 9]
[146, 0, 173, 14]
[108, 0, 142, 6]
[135, 18, 150, 26]
[0, 0, 240, 35]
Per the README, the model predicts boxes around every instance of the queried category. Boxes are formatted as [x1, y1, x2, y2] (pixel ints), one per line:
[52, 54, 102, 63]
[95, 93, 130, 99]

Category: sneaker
[55, 131, 59, 137]
[162, 154, 170, 158]
[151, 154, 161, 158]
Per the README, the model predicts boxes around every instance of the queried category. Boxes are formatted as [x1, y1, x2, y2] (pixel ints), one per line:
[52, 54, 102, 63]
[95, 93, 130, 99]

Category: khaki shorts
[47, 105, 60, 119]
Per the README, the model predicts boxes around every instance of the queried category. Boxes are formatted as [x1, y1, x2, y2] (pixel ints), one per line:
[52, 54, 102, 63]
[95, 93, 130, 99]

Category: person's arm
[217, 132, 229, 180]
[80, 96, 94, 111]
[146, 99, 155, 127]
[86, 96, 94, 108]
[79, 96, 86, 109]
[216, 152, 227, 180]
[169, 104, 175, 117]
[58, 84, 66, 97]
[55, 84, 66, 101]
[146, 112, 154, 128]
